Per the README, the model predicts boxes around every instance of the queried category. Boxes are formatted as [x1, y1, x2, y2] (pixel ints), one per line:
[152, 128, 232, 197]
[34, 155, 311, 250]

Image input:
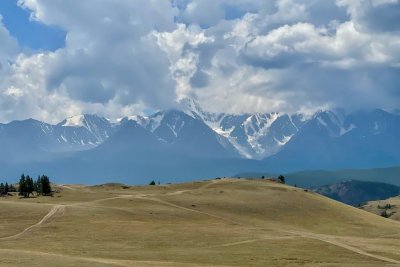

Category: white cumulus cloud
[0, 0, 399, 122]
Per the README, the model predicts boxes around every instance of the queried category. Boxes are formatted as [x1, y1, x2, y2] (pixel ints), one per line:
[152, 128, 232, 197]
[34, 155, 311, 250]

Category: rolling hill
[361, 196, 400, 221]
[1, 178, 400, 266]
[236, 166, 400, 188]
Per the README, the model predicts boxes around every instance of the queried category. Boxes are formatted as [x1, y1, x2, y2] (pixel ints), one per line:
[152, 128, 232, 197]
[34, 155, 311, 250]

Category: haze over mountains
[0, 99, 399, 184]
[314, 180, 400, 206]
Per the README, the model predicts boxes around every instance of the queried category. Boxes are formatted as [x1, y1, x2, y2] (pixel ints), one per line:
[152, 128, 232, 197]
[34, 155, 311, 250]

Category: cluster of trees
[378, 203, 392, 210]
[19, 174, 52, 198]
[0, 182, 16, 196]
[260, 175, 285, 184]
[149, 180, 160, 185]
[378, 203, 393, 218]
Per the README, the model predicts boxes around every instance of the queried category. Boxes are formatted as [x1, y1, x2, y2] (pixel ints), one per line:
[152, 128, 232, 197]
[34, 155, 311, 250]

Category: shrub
[381, 210, 390, 218]
[277, 175, 286, 184]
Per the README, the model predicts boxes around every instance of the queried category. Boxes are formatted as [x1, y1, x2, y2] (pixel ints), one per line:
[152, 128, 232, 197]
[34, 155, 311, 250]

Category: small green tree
[277, 175, 286, 184]
[149, 180, 156, 186]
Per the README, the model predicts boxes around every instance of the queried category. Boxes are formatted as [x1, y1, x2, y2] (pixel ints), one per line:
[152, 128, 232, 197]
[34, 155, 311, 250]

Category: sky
[0, 0, 399, 123]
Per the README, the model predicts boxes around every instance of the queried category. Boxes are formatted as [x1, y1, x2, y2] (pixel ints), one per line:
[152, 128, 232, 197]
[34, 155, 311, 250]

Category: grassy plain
[0, 178, 400, 266]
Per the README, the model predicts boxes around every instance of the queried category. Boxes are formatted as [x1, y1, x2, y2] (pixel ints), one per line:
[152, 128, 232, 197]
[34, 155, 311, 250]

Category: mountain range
[0, 99, 399, 184]
[314, 180, 400, 206]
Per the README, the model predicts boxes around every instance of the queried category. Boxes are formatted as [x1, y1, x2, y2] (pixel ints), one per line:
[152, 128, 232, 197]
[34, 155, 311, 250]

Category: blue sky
[0, 0, 64, 51]
[0, 0, 399, 123]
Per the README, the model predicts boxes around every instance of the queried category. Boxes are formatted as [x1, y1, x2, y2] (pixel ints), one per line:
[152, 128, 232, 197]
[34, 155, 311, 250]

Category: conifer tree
[5, 182, 9, 194]
[277, 175, 286, 184]
[26, 175, 34, 197]
[41, 175, 52, 195]
[19, 174, 27, 197]
[36, 176, 42, 195]
[9, 184, 15, 192]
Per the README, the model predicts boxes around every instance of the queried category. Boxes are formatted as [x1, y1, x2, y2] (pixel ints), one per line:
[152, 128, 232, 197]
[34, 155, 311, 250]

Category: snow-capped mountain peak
[61, 115, 86, 127]
[175, 98, 309, 159]
[54, 114, 115, 149]
[59, 114, 109, 129]
[313, 110, 357, 137]
[120, 112, 165, 133]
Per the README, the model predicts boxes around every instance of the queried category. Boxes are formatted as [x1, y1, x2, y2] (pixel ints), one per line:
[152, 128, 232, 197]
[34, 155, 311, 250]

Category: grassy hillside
[236, 166, 400, 187]
[362, 196, 400, 222]
[0, 179, 400, 266]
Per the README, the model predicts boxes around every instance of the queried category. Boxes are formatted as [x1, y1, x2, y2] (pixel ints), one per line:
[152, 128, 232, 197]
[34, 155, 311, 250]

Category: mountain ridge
[0, 100, 399, 183]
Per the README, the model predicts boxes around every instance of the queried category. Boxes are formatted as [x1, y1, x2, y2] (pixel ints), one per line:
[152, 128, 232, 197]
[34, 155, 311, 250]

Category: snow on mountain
[265, 109, 400, 172]
[0, 98, 398, 170]
[314, 110, 357, 137]
[0, 114, 117, 163]
[57, 114, 115, 148]
[119, 112, 165, 133]
[178, 98, 308, 159]
[112, 109, 240, 158]
[61, 115, 86, 127]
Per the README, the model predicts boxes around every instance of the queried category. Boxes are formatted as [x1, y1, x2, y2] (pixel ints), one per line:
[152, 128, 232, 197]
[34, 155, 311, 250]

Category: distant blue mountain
[0, 115, 115, 164]
[314, 180, 400, 206]
[265, 109, 400, 172]
[0, 100, 399, 184]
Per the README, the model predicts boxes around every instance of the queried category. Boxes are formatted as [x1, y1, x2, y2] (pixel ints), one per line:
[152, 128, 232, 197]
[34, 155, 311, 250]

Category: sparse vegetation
[277, 175, 286, 184]
[361, 196, 400, 222]
[149, 180, 156, 185]
[2, 178, 400, 266]
[378, 203, 392, 210]
[380, 210, 391, 218]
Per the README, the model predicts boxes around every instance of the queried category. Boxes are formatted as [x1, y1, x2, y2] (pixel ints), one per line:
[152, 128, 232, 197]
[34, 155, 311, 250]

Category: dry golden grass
[362, 196, 400, 222]
[0, 178, 400, 266]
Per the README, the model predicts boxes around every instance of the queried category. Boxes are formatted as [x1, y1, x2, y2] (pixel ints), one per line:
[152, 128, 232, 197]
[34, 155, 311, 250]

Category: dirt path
[198, 179, 221, 189]
[0, 205, 66, 240]
[79, 194, 134, 204]
[58, 184, 76, 191]
[135, 195, 240, 225]
[203, 236, 295, 249]
[2, 188, 399, 265]
[0, 195, 134, 241]
[0, 248, 228, 267]
[166, 179, 222, 196]
[285, 230, 400, 264]
[138, 194, 400, 265]
[166, 190, 188, 196]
